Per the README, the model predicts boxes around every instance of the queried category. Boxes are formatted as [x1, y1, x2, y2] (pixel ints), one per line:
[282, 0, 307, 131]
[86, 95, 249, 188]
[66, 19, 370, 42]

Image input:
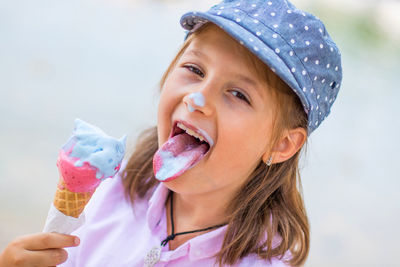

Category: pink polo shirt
[60, 172, 291, 266]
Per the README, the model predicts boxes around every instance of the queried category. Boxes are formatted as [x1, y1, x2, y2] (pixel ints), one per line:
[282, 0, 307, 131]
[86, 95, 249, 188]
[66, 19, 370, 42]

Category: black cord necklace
[160, 191, 227, 247]
[144, 191, 227, 267]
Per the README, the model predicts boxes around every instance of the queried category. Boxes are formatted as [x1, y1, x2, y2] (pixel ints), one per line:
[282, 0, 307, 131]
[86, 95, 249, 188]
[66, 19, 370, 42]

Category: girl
[0, 0, 342, 266]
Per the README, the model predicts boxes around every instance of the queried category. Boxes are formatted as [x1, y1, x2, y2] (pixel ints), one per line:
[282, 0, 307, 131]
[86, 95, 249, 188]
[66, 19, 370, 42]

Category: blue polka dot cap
[180, 0, 342, 134]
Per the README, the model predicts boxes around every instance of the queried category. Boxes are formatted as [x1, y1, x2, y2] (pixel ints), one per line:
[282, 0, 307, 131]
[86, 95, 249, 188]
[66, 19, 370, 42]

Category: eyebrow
[236, 74, 257, 88]
[185, 49, 209, 61]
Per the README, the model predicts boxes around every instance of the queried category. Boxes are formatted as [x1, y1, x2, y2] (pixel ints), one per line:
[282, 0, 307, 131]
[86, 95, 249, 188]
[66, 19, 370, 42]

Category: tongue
[153, 133, 208, 182]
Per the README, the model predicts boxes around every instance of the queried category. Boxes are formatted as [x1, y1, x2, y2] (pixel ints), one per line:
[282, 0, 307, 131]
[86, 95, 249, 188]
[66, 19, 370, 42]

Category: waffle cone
[53, 180, 94, 218]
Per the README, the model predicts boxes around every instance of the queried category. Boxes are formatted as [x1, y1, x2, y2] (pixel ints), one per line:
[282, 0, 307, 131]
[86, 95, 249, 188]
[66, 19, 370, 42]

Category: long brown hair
[122, 23, 309, 266]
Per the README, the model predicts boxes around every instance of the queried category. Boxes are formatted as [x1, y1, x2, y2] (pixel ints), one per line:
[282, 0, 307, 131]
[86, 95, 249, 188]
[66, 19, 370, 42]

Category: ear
[262, 127, 307, 165]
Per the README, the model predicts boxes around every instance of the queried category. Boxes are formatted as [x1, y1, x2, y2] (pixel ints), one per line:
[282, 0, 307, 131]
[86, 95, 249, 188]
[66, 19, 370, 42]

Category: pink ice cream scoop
[57, 149, 102, 193]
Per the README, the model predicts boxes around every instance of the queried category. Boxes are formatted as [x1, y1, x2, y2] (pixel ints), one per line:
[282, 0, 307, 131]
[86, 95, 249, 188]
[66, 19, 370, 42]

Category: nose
[183, 91, 213, 116]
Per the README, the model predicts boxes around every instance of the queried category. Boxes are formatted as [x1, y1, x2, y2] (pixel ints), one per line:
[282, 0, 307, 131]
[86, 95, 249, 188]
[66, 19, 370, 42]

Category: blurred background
[0, 0, 399, 266]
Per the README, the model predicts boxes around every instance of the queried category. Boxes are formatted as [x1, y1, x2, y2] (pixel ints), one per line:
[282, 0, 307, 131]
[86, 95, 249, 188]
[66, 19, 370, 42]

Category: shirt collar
[146, 182, 169, 231]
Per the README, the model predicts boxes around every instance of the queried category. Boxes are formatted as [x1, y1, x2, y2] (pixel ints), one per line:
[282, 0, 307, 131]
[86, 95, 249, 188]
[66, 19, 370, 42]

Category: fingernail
[74, 237, 80, 245]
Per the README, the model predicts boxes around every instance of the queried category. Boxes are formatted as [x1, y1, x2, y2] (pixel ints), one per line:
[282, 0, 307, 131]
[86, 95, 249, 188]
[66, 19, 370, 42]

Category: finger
[24, 248, 68, 266]
[20, 233, 79, 250]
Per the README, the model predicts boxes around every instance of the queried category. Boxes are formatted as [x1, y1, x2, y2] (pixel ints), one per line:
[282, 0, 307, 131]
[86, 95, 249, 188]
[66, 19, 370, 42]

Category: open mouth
[153, 121, 212, 182]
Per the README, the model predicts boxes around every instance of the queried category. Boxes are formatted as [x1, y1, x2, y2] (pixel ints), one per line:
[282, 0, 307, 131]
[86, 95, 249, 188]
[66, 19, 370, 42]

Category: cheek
[158, 74, 184, 114]
[216, 116, 271, 162]
[157, 79, 185, 144]
[157, 90, 173, 144]
[157, 89, 171, 118]
[218, 122, 257, 157]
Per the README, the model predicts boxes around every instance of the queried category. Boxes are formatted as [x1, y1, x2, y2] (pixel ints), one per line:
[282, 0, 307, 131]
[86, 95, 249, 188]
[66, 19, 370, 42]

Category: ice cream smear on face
[58, 119, 126, 192]
[153, 121, 213, 182]
[187, 92, 205, 112]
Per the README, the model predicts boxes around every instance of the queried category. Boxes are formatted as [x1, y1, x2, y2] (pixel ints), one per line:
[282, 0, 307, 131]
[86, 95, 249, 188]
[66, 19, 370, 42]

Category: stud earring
[266, 156, 273, 167]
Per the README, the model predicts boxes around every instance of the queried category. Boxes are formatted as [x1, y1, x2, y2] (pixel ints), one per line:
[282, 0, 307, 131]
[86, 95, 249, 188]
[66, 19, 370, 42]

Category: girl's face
[157, 26, 277, 196]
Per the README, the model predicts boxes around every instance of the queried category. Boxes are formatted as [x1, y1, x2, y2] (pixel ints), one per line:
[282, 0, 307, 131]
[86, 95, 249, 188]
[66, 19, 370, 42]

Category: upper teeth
[177, 122, 206, 143]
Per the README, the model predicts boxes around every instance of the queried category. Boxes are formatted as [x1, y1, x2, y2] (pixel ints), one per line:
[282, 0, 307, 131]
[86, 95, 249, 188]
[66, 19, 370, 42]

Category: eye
[184, 64, 205, 78]
[231, 90, 250, 105]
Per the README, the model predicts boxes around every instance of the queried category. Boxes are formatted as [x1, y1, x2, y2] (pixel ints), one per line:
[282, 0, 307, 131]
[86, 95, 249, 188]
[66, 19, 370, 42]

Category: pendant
[144, 246, 162, 267]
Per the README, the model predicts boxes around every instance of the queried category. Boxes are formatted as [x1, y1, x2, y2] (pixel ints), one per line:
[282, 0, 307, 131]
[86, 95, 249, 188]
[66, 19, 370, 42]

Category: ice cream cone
[43, 119, 126, 234]
[53, 180, 94, 218]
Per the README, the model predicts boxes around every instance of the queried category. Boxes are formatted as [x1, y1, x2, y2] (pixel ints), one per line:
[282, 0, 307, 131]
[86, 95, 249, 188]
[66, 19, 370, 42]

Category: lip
[170, 120, 214, 147]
